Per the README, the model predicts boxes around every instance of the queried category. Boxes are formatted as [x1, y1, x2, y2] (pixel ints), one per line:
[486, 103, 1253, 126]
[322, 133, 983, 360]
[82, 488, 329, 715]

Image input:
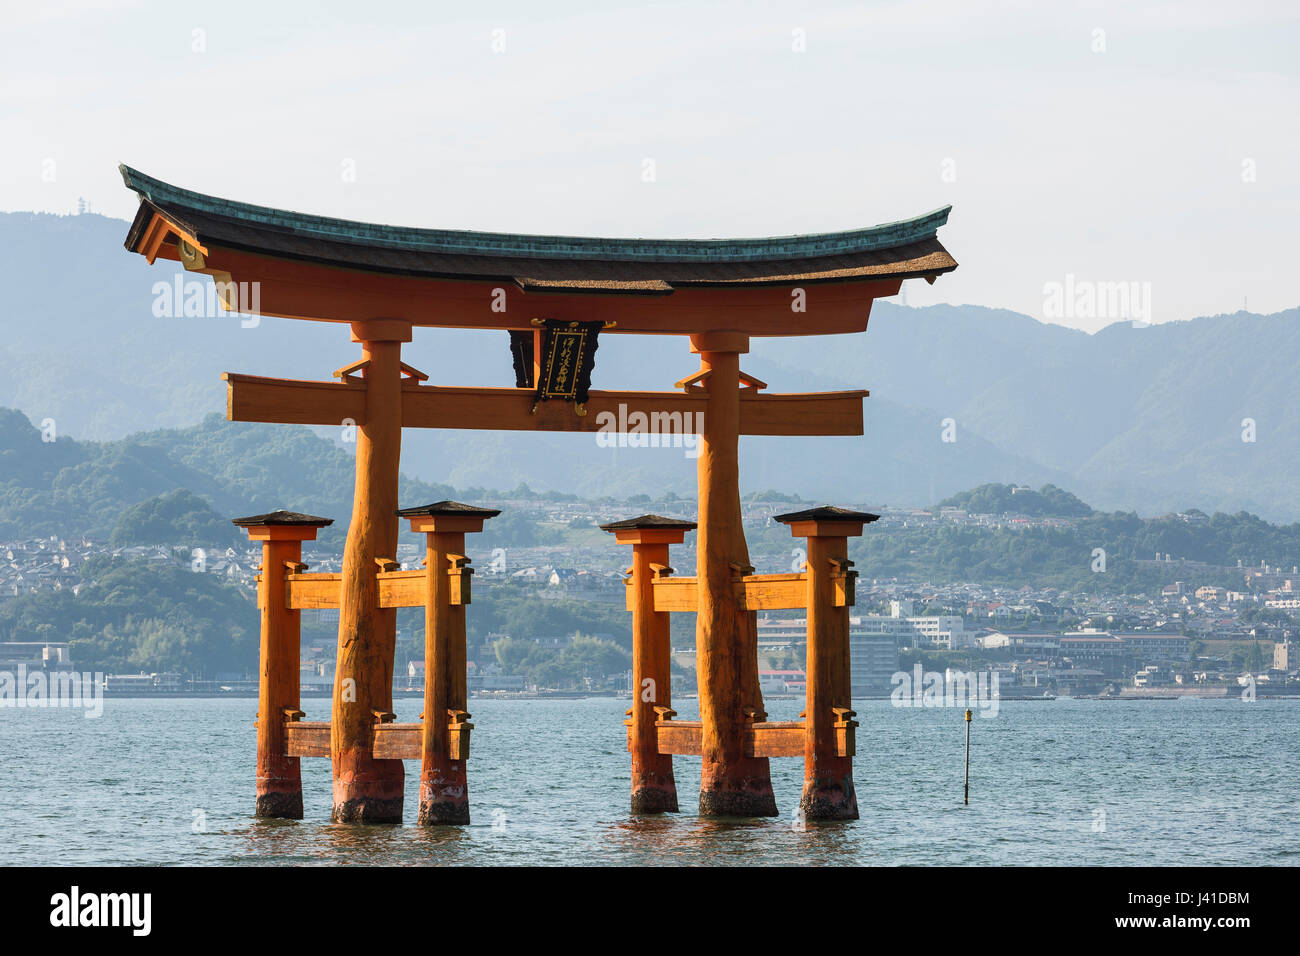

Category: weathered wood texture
[629, 720, 851, 759]
[284, 721, 466, 762]
[331, 325, 406, 823]
[286, 720, 331, 758]
[692, 338, 776, 816]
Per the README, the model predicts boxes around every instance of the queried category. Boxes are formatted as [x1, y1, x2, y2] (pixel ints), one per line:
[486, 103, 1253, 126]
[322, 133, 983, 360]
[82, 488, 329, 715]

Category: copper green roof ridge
[119, 164, 952, 264]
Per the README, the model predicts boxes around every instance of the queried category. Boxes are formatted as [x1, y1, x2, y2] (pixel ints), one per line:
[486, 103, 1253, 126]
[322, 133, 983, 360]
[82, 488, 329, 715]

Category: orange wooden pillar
[234, 510, 333, 819]
[601, 515, 696, 813]
[776, 506, 877, 821]
[691, 332, 777, 816]
[398, 501, 498, 825]
[332, 319, 412, 823]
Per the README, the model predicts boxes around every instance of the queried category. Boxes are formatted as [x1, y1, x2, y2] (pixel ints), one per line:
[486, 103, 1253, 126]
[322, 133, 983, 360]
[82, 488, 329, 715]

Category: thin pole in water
[963, 708, 972, 805]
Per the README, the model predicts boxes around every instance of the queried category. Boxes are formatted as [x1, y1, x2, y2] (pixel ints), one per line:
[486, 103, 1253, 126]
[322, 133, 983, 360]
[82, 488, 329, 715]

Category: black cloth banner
[509, 330, 534, 388]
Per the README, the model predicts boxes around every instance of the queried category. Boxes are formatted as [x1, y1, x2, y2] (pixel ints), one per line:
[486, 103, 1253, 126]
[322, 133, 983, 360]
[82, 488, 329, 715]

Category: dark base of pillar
[331, 795, 404, 824]
[332, 755, 404, 824]
[631, 785, 679, 814]
[800, 772, 859, 821]
[417, 775, 469, 825]
[699, 758, 778, 817]
[417, 800, 470, 826]
[255, 789, 303, 820]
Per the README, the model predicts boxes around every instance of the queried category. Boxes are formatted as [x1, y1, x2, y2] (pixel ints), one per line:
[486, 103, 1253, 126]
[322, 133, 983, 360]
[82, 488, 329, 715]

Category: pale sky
[3, 0, 1296, 331]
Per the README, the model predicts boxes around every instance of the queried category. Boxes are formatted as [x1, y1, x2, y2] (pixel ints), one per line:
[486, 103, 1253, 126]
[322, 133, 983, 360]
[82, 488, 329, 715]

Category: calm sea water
[2, 695, 1296, 866]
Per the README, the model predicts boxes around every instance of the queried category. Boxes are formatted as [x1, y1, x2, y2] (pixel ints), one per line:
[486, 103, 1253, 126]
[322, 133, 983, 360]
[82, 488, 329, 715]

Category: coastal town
[3, 497, 1297, 702]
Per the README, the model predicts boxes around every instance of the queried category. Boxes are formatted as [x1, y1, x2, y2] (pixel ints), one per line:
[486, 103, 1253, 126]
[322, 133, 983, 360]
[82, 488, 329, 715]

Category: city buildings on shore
[3, 497, 1298, 696]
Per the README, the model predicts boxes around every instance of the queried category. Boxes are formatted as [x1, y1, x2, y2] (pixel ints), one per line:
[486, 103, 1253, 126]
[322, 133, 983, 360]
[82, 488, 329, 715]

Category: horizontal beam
[629, 719, 852, 759]
[225, 373, 866, 436]
[283, 720, 469, 760]
[283, 573, 339, 610]
[740, 573, 809, 611]
[282, 570, 469, 610]
[285, 720, 331, 758]
[183, 244, 898, 335]
[628, 572, 853, 613]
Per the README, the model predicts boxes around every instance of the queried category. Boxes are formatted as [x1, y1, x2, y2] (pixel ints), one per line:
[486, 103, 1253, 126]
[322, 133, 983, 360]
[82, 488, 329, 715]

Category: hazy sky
[3, 0, 1295, 330]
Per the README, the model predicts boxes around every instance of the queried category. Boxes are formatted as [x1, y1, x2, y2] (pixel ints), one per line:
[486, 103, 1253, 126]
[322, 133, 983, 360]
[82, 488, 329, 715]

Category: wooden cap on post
[231, 510, 333, 541]
[397, 500, 500, 535]
[599, 514, 697, 546]
[773, 505, 880, 539]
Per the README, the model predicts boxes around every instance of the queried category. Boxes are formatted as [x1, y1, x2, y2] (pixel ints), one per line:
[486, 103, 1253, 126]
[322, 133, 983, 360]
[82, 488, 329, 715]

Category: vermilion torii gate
[120, 165, 957, 823]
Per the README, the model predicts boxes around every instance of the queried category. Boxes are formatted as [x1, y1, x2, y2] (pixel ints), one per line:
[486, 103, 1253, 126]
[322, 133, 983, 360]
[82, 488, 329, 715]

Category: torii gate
[119, 165, 957, 824]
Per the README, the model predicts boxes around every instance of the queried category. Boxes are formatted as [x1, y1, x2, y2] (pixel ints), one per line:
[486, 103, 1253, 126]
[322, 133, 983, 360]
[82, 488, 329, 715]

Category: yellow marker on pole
[964, 709, 972, 805]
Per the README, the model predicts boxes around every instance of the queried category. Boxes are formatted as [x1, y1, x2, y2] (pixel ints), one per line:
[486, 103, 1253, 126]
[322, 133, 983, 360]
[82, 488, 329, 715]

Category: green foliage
[0, 408, 458, 546]
[850, 507, 1300, 592]
[0, 556, 257, 676]
[110, 489, 238, 548]
[1239, 606, 1293, 625]
[463, 586, 632, 649]
[491, 633, 630, 689]
[938, 483, 1093, 517]
[744, 489, 809, 504]
[480, 511, 563, 548]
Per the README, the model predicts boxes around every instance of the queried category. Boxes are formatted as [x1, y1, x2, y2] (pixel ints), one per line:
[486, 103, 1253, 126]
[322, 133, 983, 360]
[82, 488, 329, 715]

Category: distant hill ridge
[938, 483, 1093, 518]
[1, 211, 1297, 519]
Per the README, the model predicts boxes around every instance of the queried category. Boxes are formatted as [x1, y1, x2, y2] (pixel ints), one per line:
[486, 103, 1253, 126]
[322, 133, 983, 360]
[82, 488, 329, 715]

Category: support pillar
[233, 510, 333, 819]
[776, 506, 878, 821]
[332, 319, 412, 823]
[690, 332, 777, 817]
[399, 501, 498, 825]
[601, 515, 697, 813]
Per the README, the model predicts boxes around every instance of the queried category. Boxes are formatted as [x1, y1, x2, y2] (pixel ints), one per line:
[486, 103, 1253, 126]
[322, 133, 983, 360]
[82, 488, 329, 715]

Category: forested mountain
[1, 211, 1297, 519]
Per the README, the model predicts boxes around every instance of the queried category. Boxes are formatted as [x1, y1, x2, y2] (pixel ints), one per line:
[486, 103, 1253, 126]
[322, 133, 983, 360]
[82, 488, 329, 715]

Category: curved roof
[121, 165, 957, 291]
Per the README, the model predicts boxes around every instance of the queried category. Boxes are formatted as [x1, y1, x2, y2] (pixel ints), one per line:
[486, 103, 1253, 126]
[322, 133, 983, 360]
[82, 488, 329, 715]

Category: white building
[851, 609, 970, 650]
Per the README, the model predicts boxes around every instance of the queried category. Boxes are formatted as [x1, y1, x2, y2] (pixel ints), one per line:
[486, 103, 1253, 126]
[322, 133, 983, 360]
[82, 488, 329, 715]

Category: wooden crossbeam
[626, 719, 852, 759]
[740, 573, 810, 610]
[281, 569, 469, 610]
[284, 720, 468, 761]
[285, 720, 331, 758]
[223, 373, 867, 437]
[626, 572, 853, 613]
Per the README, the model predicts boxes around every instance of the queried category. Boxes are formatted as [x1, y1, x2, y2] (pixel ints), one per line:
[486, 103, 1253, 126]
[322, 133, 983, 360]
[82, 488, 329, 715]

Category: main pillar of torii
[691, 332, 777, 816]
[332, 319, 410, 823]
